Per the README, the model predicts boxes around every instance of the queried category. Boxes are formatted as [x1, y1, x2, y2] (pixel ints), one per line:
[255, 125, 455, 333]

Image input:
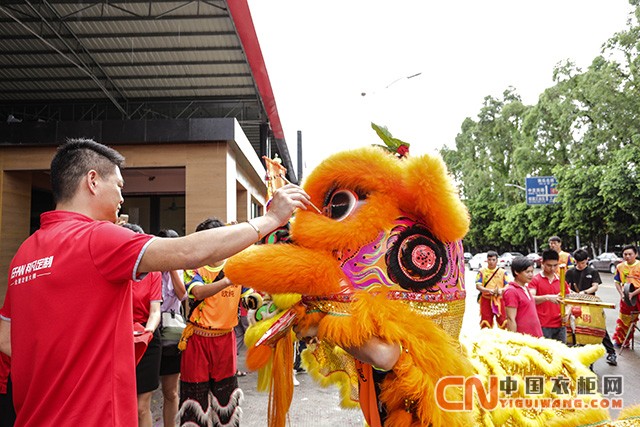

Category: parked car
[464, 252, 473, 263]
[469, 252, 488, 271]
[589, 252, 623, 274]
[526, 253, 542, 268]
[498, 252, 524, 268]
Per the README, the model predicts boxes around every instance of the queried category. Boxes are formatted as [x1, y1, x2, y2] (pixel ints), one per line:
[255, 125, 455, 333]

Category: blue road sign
[526, 176, 558, 205]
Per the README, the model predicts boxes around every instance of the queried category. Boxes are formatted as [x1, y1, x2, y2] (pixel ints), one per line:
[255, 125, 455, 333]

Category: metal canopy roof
[0, 0, 295, 180]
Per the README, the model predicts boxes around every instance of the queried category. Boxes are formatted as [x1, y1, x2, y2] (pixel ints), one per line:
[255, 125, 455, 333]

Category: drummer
[529, 249, 572, 343]
[566, 249, 617, 366]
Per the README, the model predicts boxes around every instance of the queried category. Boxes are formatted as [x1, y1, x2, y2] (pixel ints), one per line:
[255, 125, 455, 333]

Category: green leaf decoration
[371, 123, 410, 155]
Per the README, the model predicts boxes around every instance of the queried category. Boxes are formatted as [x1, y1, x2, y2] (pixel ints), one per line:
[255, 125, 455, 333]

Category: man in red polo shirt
[0, 139, 310, 426]
[529, 249, 571, 343]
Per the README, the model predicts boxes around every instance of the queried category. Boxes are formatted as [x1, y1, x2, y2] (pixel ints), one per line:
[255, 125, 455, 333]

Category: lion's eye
[323, 190, 360, 221]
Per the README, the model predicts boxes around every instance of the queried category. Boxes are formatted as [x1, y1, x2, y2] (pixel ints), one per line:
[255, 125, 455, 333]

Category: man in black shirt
[566, 249, 617, 365]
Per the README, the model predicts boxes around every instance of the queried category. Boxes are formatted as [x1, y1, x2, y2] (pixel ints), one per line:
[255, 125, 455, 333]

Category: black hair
[195, 217, 225, 232]
[542, 249, 559, 262]
[50, 138, 125, 204]
[511, 256, 533, 276]
[157, 229, 179, 238]
[573, 249, 589, 262]
[622, 245, 638, 255]
[487, 250, 499, 258]
[548, 236, 562, 243]
[121, 223, 144, 234]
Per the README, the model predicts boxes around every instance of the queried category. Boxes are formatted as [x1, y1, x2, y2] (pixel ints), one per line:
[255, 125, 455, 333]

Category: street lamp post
[361, 72, 422, 97]
[505, 183, 526, 191]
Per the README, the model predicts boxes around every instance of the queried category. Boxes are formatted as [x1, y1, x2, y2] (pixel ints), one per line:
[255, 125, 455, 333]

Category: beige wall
[0, 141, 267, 302]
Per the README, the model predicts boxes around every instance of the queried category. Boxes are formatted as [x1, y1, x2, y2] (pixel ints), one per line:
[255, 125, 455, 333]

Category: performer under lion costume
[225, 127, 639, 427]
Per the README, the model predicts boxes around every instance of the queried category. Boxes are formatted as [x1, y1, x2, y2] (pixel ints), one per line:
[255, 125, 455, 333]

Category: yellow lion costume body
[226, 143, 638, 427]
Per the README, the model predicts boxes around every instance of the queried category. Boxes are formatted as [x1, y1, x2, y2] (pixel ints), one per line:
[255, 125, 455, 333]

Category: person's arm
[614, 281, 624, 299]
[0, 320, 10, 357]
[476, 272, 497, 295]
[529, 287, 560, 305]
[475, 272, 491, 295]
[506, 306, 518, 332]
[169, 270, 187, 301]
[294, 323, 400, 371]
[190, 277, 235, 301]
[344, 337, 401, 372]
[613, 268, 625, 298]
[145, 301, 161, 333]
[138, 185, 311, 273]
[582, 272, 599, 295]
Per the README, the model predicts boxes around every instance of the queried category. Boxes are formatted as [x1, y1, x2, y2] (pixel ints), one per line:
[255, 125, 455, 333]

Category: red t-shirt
[528, 273, 571, 328]
[0, 211, 154, 426]
[503, 282, 543, 338]
[132, 272, 162, 324]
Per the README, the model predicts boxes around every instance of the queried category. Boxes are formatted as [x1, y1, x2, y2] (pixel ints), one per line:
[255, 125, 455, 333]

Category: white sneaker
[293, 370, 300, 386]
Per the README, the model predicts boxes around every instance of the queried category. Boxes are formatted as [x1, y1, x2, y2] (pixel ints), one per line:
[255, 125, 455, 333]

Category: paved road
[151, 267, 640, 425]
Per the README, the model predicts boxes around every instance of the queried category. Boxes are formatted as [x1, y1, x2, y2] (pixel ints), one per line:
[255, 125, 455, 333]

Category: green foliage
[440, 4, 640, 252]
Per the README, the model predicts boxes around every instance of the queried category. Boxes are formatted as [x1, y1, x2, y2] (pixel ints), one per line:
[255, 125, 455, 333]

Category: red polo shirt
[0, 211, 154, 426]
[528, 273, 571, 328]
[132, 272, 162, 324]
[503, 282, 543, 338]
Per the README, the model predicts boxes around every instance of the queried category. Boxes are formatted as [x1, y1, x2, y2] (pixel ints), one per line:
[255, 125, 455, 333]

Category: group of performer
[476, 236, 640, 367]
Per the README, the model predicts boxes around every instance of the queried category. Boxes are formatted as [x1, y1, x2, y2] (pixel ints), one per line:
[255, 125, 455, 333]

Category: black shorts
[136, 330, 162, 394]
[160, 344, 182, 376]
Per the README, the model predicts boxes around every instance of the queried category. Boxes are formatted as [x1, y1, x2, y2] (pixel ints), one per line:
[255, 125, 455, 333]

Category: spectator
[178, 218, 244, 427]
[529, 249, 571, 343]
[475, 250, 510, 329]
[548, 236, 575, 268]
[157, 229, 187, 426]
[123, 223, 162, 427]
[234, 290, 250, 378]
[0, 138, 310, 425]
[503, 257, 543, 337]
[566, 249, 617, 365]
[612, 245, 640, 347]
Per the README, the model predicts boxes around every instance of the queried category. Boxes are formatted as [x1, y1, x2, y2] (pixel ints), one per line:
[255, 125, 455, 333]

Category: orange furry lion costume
[226, 142, 639, 427]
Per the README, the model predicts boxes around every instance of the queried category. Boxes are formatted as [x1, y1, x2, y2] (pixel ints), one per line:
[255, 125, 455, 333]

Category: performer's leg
[495, 300, 508, 329]
[602, 331, 615, 354]
[179, 335, 213, 427]
[209, 376, 244, 427]
[179, 381, 211, 427]
[209, 332, 242, 427]
[479, 297, 493, 329]
[603, 331, 617, 365]
[613, 299, 633, 346]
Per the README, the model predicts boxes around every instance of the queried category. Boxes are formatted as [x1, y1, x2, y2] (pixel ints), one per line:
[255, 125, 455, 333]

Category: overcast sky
[248, 1, 633, 178]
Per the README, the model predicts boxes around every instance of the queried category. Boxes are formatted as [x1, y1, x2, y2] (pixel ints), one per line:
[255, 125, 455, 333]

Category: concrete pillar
[0, 171, 32, 305]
